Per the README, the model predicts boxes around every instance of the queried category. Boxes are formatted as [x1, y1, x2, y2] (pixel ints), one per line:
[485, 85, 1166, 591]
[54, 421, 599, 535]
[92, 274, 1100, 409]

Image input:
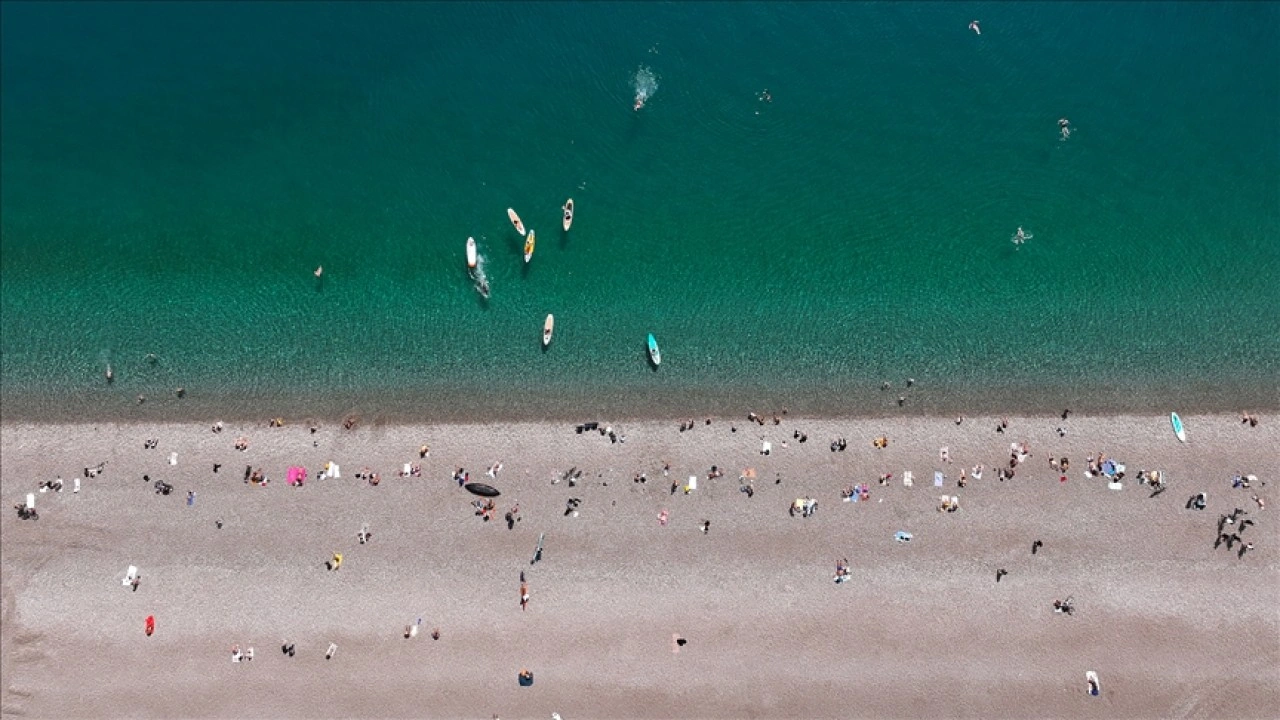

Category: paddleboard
[508, 208, 526, 237]
[466, 237, 477, 269]
[647, 333, 661, 366]
[524, 230, 535, 263]
[1170, 412, 1187, 443]
[562, 198, 574, 232]
[543, 314, 554, 347]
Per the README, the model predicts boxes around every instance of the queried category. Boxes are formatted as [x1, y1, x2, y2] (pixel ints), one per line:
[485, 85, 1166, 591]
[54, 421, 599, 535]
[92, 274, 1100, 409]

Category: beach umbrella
[465, 483, 501, 498]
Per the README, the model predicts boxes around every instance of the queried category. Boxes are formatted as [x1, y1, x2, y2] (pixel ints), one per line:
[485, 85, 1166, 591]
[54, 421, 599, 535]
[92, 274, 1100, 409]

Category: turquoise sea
[2, 2, 1278, 421]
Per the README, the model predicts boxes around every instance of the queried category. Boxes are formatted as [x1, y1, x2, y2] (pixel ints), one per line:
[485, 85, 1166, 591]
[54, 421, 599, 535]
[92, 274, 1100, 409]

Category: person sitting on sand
[834, 559, 851, 583]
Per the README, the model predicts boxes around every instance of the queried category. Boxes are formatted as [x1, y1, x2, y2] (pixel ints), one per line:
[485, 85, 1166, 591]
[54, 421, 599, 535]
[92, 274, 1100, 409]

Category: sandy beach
[2, 412, 1277, 719]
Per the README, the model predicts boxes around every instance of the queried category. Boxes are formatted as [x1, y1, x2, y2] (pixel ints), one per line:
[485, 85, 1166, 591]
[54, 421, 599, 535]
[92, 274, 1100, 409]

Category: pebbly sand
[2, 413, 1277, 719]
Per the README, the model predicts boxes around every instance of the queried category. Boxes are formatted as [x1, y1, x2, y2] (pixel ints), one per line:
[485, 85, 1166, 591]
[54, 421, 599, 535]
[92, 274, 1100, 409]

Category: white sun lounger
[903, 471, 913, 487]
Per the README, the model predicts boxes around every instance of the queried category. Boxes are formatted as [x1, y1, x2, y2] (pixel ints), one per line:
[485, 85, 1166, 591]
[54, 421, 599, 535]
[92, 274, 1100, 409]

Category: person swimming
[969, 20, 981, 35]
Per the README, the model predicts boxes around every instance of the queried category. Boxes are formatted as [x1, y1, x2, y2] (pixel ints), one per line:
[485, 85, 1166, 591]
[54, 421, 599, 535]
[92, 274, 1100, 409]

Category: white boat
[524, 230, 535, 263]
[543, 314, 554, 347]
[466, 237, 477, 269]
[507, 208, 526, 237]
[562, 198, 574, 232]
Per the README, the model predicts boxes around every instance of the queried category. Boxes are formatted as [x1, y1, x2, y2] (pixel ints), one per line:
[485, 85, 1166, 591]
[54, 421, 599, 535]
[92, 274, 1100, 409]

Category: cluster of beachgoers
[2, 403, 1275, 717]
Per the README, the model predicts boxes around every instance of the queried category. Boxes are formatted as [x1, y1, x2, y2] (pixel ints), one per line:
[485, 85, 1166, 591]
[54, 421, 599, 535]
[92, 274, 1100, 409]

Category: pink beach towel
[287, 466, 306, 486]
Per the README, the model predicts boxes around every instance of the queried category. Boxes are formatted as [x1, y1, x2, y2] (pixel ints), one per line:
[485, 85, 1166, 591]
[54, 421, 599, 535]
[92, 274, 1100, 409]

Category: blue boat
[647, 333, 661, 366]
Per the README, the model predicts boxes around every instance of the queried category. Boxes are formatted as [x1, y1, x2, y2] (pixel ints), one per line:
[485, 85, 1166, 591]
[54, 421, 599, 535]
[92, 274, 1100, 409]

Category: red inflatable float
[145, 615, 155, 637]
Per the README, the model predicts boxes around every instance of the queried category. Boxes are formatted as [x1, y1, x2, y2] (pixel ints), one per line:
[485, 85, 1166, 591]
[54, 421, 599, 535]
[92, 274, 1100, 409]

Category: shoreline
[2, 376, 1277, 425]
[3, 412, 1277, 717]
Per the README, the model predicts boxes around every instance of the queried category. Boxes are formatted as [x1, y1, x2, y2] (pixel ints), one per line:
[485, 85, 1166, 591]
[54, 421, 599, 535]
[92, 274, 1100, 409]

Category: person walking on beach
[995, 568, 1008, 583]
[1032, 540, 1043, 555]
[701, 520, 711, 535]
[1238, 542, 1254, 559]
[520, 572, 529, 611]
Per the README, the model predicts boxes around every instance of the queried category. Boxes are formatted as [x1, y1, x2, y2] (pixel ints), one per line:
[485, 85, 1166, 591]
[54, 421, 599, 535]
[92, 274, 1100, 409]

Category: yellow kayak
[524, 230, 535, 263]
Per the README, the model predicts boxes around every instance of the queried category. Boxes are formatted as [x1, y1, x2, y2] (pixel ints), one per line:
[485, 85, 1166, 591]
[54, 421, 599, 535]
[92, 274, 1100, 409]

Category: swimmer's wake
[633, 66, 658, 111]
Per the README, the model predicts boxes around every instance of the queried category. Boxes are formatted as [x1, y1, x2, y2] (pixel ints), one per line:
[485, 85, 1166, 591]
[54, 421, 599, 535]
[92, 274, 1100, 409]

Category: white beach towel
[685, 476, 697, 491]
[934, 471, 944, 487]
[903, 471, 913, 487]
[123, 565, 138, 586]
[74, 477, 81, 494]
[1108, 482, 1123, 491]
[761, 441, 772, 455]
[25, 493, 35, 509]
[168, 452, 178, 466]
